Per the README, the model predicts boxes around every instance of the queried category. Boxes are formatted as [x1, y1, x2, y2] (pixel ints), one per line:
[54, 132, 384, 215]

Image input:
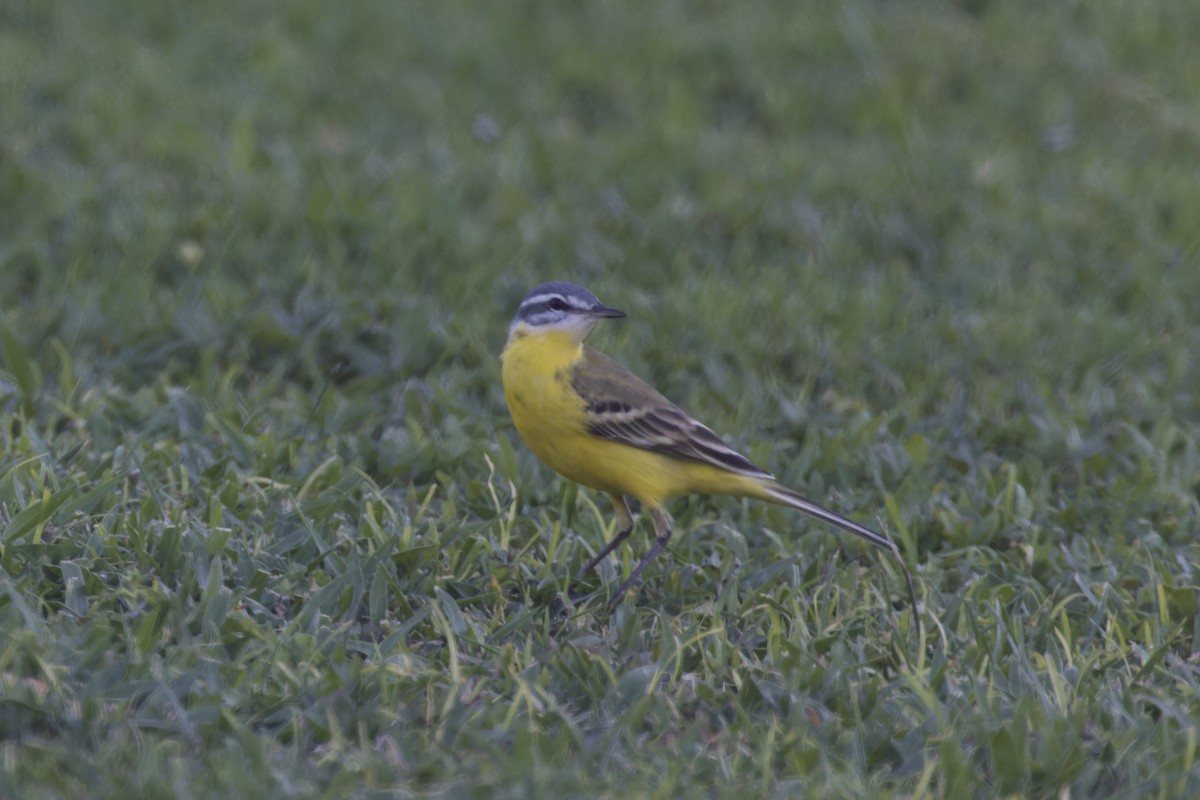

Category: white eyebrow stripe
[518, 293, 591, 310]
[519, 293, 563, 308]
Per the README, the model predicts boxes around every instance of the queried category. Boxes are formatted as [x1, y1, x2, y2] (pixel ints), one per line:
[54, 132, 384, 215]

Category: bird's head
[507, 281, 625, 342]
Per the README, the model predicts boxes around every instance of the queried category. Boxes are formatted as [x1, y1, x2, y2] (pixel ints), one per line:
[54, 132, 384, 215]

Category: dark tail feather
[760, 481, 898, 556]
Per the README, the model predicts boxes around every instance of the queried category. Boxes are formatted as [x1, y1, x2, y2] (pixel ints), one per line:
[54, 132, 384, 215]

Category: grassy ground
[3, 0, 1200, 796]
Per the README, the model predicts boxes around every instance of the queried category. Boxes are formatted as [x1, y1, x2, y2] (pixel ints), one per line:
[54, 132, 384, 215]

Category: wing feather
[572, 347, 773, 480]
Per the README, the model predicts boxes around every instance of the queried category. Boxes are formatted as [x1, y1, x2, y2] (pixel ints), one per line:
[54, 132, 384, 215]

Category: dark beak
[589, 304, 626, 319]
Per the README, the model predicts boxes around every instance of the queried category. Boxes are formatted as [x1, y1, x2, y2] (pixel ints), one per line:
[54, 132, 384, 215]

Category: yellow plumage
[500, 281, 908, 606]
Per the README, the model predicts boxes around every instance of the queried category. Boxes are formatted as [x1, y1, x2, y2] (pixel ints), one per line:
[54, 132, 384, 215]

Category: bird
[500, 280, 909, 607]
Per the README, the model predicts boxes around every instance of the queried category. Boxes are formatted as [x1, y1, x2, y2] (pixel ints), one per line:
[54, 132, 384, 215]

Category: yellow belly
[501, 332, 758, 508]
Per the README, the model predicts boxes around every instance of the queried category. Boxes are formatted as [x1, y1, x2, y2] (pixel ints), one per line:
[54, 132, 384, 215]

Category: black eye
[548, 298, 568, 311]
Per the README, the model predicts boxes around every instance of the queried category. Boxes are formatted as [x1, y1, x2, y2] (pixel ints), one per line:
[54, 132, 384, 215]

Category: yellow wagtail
[501, 281, 906, 604]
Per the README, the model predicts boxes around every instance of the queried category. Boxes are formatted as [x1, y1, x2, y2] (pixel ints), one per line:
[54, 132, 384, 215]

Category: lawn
[2, 0, 1199, 797]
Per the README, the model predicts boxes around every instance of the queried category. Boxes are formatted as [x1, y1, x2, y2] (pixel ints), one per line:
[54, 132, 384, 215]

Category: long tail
[758, 481, 898, 556]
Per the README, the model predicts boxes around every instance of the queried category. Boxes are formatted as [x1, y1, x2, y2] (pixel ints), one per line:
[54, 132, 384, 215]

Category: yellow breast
[501, 330, 591, 479]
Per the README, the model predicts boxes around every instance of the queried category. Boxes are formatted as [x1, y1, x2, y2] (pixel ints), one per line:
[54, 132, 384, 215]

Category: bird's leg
[576, 494, 635, 579]
[609, 507, 673, 606]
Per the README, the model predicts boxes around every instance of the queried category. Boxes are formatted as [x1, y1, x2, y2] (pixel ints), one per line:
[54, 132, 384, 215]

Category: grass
[2, 0, 1200, 796]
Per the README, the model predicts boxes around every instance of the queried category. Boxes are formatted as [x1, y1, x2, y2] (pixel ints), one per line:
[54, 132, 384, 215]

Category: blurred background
[6, 1, 1197, 400]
